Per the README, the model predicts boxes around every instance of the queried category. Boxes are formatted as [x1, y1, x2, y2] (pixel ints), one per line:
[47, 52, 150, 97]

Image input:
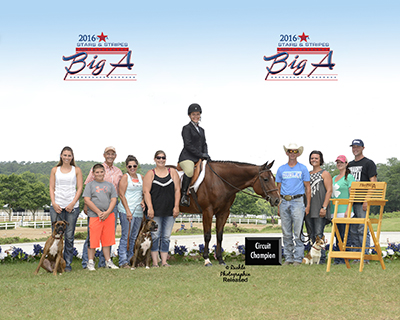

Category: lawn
[1, 257, 399, 320]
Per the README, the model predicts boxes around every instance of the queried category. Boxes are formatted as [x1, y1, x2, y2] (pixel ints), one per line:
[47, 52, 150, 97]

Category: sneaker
[106, 259, 119, 269]
[293, 262, 301, 266]
[283, 261, 293, 266]
[120, 263, 130, 269]
[88, 261, 96, 271]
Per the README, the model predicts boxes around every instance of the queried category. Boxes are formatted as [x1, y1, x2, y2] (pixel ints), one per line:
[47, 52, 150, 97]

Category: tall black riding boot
[180, 174, 191, 207]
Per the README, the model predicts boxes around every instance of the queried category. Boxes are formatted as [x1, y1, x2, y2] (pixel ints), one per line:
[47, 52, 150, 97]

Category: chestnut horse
[179, 160, 280, 266]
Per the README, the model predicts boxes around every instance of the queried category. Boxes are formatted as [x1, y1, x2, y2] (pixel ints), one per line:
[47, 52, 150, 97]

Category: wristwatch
[322, 206, 327, 210]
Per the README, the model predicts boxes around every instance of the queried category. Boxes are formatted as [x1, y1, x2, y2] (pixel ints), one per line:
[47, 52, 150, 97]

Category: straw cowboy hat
[283, 143, 304, 156]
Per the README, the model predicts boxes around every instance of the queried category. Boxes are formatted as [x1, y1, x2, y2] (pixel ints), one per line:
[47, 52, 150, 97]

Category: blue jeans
[305, 214, 326, 263]
[151, 216, 175, 253]
[82, 204, 118, 268]
[118, 214, 142, 266]
[350, 203, 370, 257]
[50, 206, 79, 271]
[280, 198, 305, 263]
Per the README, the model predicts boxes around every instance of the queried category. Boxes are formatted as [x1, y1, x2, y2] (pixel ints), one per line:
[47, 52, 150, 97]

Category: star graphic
[298, 32, 309, 42]
[97, 32, 108, 42]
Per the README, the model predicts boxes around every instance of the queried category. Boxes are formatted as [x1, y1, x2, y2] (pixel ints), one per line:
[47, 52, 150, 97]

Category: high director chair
[327, 182, 387, 272]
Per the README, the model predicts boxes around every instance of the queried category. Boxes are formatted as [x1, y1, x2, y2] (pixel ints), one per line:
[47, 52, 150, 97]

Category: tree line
[1, 158, 399, 220]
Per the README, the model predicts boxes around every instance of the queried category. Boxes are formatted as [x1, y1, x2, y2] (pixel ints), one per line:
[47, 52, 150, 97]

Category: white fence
[0, 222, 19, 230]
[0, 219, 88, 230]
[175, 216, 280, 226]
[1, 213, 280, 229]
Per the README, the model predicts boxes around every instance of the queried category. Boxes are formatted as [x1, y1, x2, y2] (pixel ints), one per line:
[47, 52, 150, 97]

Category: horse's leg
[202, 209, 213, 267]
[215, 210, 230, 265]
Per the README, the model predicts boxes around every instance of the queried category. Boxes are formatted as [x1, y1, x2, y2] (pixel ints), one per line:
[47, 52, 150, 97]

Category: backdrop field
[1, 259, 399, 320]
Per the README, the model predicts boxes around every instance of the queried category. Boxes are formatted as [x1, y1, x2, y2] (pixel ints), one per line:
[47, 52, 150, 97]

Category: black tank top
[150, 169, 175, 217]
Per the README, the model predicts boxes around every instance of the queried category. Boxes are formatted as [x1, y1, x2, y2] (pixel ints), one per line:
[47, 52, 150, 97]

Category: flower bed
[0, 240, 246, 264]
[1, 240, 398, 264]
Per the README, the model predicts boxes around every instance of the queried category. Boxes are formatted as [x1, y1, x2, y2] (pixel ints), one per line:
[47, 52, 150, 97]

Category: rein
[206, 162, 277, 201]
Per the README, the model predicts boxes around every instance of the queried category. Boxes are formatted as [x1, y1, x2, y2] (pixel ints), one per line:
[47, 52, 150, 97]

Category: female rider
[178, 103, 210, 206]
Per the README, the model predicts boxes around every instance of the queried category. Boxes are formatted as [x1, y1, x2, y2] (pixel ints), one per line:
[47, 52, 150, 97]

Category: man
[82, 147, 123, 269]
[348, 139, 377, 263]
[276, 143, 311, 266]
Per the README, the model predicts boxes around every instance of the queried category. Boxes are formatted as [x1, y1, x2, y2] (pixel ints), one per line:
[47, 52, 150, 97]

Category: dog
[34, 221, 68, 275]
[130, 219, 158, 269]
[302, 235, 325, 265]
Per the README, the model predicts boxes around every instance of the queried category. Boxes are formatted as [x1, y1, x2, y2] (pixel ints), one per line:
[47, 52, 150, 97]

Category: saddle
[176, 159, 203, 187]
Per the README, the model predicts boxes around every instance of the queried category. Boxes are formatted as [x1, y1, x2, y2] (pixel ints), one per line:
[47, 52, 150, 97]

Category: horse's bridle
[207, 162, 278, 202]
[256, 168, 279, 202]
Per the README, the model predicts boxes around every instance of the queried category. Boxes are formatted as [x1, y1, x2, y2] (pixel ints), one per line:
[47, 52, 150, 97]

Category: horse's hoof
[219, 261, 226, 266]
[205, 262, 213, 267]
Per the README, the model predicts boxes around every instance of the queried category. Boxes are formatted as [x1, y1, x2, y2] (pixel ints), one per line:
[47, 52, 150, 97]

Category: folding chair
[327, 182, 387, 272]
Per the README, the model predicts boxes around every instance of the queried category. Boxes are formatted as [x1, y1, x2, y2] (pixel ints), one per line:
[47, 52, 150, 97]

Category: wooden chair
[327, 181, 387, 272]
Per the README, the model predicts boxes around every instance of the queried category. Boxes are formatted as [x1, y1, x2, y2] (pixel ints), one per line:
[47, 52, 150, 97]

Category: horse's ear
[266, 160, 275, 170]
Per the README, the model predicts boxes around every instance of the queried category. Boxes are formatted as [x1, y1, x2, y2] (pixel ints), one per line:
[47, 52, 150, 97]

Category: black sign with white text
[245, 237, 282, 265]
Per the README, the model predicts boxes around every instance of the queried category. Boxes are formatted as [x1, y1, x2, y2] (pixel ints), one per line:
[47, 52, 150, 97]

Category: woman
[178, 103, 210, 206]
[49, 146, 83, 272]
[306, 150, 332, 264]
[118, 155, 145, 269]
[143, 150, 180, 267]
[331, 155, 355, 264]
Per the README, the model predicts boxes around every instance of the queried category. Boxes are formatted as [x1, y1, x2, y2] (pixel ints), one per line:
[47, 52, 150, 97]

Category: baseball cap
[350, 139, 364, 147]
[335, 155, 347, 163]
[104, 146, 116, 153]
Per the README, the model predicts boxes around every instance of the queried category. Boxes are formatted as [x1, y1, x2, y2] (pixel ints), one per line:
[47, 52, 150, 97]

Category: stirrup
[180, 194, 190, 207]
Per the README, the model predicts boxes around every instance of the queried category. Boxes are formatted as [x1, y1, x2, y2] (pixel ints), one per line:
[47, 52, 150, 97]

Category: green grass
[323, 217, 400, 233]
[1, 258, 399, 319]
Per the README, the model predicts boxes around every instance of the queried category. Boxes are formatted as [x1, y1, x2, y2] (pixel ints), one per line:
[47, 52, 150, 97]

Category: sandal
[162, 263, 171, 267]
[152, 264, 159, 268]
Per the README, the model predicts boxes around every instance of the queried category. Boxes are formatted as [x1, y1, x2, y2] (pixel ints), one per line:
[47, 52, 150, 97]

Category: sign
[263, 32, 337, 81]
[62, 32, 136, 81]
[245, 237, 282, 265]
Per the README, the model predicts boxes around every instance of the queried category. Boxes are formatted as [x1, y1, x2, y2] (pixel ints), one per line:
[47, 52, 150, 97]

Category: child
[83, 163, 119, 270]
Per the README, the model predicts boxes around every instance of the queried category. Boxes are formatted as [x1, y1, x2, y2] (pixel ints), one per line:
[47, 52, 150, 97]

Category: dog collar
[312, 245, 321, 251]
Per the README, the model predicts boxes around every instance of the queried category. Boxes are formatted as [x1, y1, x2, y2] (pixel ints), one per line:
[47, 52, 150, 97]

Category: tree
[230, 188, 260, 216]
[0, 174, 29, 221]
[377, 158, 400, 212]
[20, 172, 49, 221]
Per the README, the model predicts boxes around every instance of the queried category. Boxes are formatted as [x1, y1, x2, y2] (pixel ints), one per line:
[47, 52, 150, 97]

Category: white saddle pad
[177, 160, 207, 193]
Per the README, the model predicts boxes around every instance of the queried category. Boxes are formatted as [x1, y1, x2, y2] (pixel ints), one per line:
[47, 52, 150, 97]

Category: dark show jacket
[178, 122, 208, 163]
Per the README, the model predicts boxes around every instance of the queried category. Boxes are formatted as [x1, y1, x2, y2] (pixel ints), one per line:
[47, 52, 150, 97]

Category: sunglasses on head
[156, 156, 166, 160]
[128, 165, 138, 169]
[288, 149, 299, 154]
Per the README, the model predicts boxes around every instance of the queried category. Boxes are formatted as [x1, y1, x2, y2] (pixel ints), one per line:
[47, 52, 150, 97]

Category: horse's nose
[274, 198, 280, 207]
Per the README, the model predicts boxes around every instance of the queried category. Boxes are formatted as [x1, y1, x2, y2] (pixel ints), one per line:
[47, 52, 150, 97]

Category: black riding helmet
[188, 103, 202, 115]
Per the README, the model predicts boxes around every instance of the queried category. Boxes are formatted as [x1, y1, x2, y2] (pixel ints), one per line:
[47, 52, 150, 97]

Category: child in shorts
[83, 163, 119, 270]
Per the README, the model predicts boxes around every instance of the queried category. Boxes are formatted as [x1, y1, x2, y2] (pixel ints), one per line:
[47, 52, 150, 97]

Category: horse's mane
[209, 160, 257, 167]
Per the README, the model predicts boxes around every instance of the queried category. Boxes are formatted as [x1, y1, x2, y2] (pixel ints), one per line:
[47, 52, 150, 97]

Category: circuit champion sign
[245, 237, 282, 265]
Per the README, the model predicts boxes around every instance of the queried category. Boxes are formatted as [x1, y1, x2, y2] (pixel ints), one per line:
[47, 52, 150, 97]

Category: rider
[178, 103, 211, 206]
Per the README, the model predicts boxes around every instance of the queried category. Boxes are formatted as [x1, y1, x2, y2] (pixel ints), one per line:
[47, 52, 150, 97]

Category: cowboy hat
[283, 143, 304, 156]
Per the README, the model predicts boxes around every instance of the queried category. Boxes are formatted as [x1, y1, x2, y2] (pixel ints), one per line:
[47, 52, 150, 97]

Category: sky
[1, 0, 399, 174]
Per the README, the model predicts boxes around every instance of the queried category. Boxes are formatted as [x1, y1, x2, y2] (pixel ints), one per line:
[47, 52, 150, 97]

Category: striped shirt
[85, 162, 123, 196]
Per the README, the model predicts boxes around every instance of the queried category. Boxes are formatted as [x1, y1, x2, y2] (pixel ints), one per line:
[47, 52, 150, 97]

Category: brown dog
[130, 219, 158, 269]
[34, 221, 68, 275]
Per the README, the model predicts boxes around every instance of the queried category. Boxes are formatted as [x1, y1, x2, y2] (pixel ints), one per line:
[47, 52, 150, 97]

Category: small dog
[34, 221, 68, 275]
[130, 219, 158, 269]
[302, 235, 325, 265]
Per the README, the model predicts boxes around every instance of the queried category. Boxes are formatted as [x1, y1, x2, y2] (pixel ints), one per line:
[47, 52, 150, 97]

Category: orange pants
[89, 213, 116, 248]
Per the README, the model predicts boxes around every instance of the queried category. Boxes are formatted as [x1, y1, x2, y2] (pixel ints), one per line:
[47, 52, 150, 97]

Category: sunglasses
[128, 165, 138, 169]
[288, 149, 299, 154]
[156, 156, 166, 160]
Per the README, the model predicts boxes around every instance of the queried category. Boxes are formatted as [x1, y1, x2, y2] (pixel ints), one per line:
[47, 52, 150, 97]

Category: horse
[179, 160, 280, 266]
